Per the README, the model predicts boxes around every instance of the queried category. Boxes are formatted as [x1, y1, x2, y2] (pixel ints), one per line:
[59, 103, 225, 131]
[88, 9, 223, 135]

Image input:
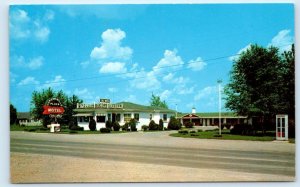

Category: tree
[279, 44, 295, 118]
[64, 94, 83, 126]
[167, 116, 181, 130]
[30, 87, 83, 127]
[149, 93, 168, 109]
[89, 119, 96, 131]
[225, 44, 295, 131]
[10, 104, 17, 125]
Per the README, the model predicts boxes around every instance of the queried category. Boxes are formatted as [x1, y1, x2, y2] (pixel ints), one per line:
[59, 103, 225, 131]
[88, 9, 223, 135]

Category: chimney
[192, 107, 196, 114]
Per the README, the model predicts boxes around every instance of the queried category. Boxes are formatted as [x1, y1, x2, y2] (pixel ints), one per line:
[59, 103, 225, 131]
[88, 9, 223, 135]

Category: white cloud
[11, 55, 44, 70]
[10, 9, 31, 39]
[160, 90, 171, 100]
[194, 86, 216, 101]
[127, 70, 161, 90]
[175, 86, 194, 95]
[229, 43, 252, 61]
[28, 56, 44, 69]
[44, 10, 55, 21]
[108, 87, 118, 93]
[34, 21, 50, 43]
[80, 60, 90, 68]
[153, 49, 184, 74]
[10, 9, 53, 43]
[90, 29, 133, 61]
[18, 76, 39, 86]
[74, 88, 94, 101]
[10, 72, 18, 83]
[99, 62, 127, 74]
[11, 55, 26, 67]
[163, 73, 174, 82]
[187, 57, 206, 71]
[124, 94, 138, 103]
[39, 75, 65, 89]
[268, 29, 293, 53]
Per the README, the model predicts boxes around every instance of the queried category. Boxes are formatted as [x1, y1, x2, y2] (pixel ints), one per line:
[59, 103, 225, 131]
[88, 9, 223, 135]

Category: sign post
[43, 98, 65, 133]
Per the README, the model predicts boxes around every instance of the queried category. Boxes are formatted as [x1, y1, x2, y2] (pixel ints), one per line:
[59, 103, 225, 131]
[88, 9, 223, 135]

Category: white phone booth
[276, 114, 288, 141]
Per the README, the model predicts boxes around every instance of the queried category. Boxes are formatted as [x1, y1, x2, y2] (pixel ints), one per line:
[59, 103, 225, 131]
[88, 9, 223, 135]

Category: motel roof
[17, 112, 31, 120]
[177, 112, 247, 119]
[74, 101, 176, 114]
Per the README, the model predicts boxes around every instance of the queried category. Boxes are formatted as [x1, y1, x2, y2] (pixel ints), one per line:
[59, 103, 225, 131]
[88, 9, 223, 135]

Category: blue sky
[9, 4, 294, 113]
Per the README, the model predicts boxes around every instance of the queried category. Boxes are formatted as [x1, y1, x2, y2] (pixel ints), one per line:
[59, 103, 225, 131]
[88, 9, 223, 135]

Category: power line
[11, 43, 293, 88]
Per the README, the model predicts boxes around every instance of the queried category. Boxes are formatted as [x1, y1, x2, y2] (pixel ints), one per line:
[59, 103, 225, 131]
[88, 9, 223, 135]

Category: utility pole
[175, 104, 178, 118]
[217, 79, 222, 136]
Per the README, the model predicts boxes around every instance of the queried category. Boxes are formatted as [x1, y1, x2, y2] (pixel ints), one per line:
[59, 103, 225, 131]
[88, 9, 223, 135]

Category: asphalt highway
[10, 132, 295, 178]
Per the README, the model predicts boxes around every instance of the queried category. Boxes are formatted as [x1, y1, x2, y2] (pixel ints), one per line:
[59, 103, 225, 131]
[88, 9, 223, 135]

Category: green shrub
[191, 134, 199, 136]
[28, 128, 36, 132]
[69, 130, 78, 134]
[168, 116, 182, 130]
[129, 119, 137, 131]
[70, 125, 84, 131]
[197, 129, 203, 132]
[105, 120, 112, 129]
[159, 119, 164, 131]
[39, 127, 48, 131]
[89, 119, 96, 131]
[122, 123, 129, 131]
[185, 121, 194, 128]
[142, 125, 149, 131]
[100, 128, 111, 133]
[190, 130, 196, 133]
[149, 120, 159, 131]
[230, 124, 255, 135]
[112, 121, 121, 131]
[178, 130, 189, 134]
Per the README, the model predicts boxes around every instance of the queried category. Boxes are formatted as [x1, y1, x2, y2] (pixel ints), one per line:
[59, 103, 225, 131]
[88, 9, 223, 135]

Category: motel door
[276, 115, 288, 141]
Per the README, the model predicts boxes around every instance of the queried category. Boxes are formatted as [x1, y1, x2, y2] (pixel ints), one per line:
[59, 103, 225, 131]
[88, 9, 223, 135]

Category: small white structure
[47, 124, 61, 133]
[276, 114, 288, 141]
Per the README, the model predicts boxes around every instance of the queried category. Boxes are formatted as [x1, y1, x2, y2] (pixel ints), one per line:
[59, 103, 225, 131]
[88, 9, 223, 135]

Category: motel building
[74, 100, 176, 131]
[177, 107, 248, 127]
[74, 99, 248, 131]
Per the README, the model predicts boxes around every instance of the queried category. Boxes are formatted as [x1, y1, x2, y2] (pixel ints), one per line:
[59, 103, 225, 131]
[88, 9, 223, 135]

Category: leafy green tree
[30, 87, 82, 126]
[279, 44, 295, 118]
[64, 94, 83, 125]
[149, 93, 168, 109]
[225, 44, 295, 131]
[167, 116, 181, 130]
[10, 104, 17, 125]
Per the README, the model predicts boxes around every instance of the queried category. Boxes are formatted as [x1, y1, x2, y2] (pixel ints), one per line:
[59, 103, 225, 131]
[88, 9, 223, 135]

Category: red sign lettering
[43, 105, 65, 115]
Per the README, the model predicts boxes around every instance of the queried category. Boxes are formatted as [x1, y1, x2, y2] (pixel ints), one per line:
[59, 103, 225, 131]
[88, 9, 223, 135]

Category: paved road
[10, 131, 295, 180]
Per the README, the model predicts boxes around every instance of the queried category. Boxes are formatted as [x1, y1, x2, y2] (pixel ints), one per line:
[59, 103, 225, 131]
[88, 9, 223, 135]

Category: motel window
[163, 114, 167, 121]
[149, 114, 152, 120]
[116, 114, 121, 122]
[124, 113, 131, 123]
[134, 113, 139, 121]
[84, 116, 89, 122]
[96, 116, 105, 123]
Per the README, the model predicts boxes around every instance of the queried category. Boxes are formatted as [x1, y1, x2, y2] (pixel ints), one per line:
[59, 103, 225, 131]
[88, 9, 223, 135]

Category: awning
[73, 113, 93, 117]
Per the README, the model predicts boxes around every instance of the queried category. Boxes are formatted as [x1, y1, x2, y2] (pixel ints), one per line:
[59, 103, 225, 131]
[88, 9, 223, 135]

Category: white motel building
[74, 99, 248, 131]
[74, 100, 176, 131]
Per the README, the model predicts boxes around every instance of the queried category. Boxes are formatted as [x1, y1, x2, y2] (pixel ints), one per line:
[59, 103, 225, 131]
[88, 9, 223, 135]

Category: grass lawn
[10, 124, 128, 134]
[170, 129, 279, 141]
